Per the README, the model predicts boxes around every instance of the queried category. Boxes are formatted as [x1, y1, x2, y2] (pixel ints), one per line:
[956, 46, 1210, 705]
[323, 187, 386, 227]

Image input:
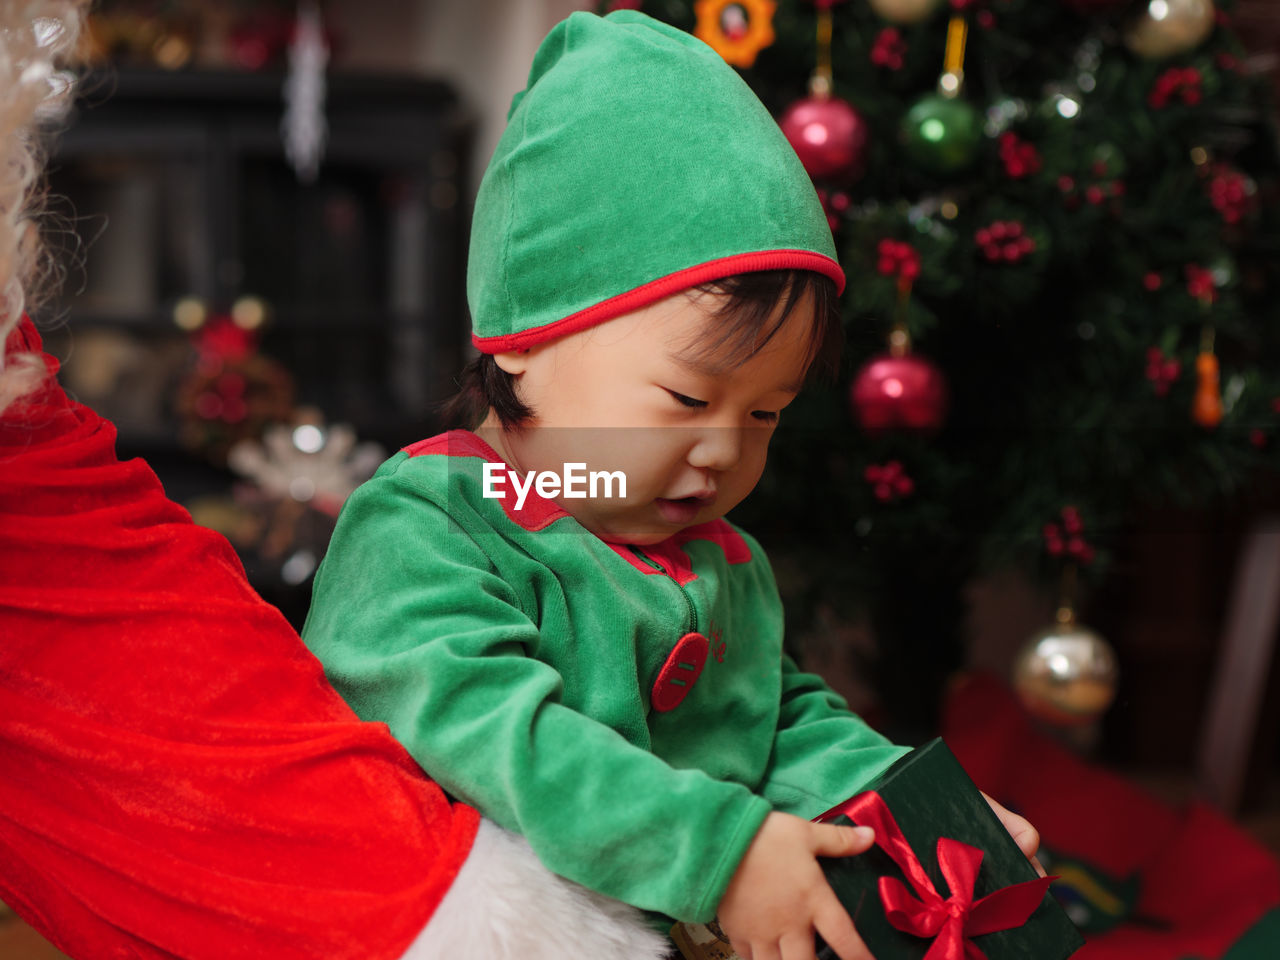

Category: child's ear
[492, 348, 532, 376]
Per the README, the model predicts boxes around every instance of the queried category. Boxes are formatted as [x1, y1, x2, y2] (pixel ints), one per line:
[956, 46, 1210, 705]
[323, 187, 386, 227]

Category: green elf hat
[467, 9, 845, 354]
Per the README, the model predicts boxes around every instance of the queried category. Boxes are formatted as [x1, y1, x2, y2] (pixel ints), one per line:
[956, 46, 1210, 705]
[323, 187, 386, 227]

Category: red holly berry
[1185, 263, 1217, 303]
[1061, 506, 1083, 535]
[870, 27, 906, 71]
[977, 221, 1033, 263]
[1150, 66, 1203, 109]
[1143, 271, 1163, 291]
[998, 132, 1041, 180]
[875, 239, 920, 282]
[866, 461, 914, 502]
[1145, 346, 1181, 396]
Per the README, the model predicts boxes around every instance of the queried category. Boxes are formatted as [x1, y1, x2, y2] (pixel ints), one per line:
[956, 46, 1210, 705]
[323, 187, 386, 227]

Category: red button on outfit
[652, 632, 710, 712]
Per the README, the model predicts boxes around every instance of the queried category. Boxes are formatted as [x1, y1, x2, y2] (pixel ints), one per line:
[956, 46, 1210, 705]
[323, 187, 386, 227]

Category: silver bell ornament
[868, 0, 946, 25]
[1124, 0, 1216, 60]
[1013, 605, 1118, 727]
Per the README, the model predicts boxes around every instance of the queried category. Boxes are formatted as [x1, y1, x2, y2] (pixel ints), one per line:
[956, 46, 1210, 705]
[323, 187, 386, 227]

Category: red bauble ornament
[850, 352, 949, 433]
[779, 94, 869, 182]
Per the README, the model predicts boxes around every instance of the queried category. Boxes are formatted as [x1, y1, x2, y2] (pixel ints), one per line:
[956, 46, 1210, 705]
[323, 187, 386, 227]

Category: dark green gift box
[815, 738, 1084, 960]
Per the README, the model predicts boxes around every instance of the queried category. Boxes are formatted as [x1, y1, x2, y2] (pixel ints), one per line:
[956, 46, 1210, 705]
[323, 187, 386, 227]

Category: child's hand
[717, 811, 877, 960]
[981, 791, 1047, 878]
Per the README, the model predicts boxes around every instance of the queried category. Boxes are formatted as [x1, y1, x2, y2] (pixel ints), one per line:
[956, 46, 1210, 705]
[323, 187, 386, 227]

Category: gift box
[813, 737, 1084, 960]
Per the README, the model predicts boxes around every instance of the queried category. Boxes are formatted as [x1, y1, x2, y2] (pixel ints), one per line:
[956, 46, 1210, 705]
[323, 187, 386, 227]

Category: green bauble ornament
[900, 94, 983, 175]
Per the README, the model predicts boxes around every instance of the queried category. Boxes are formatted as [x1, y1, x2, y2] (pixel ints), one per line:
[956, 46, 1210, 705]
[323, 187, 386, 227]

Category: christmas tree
[617, 0, 1280, 738]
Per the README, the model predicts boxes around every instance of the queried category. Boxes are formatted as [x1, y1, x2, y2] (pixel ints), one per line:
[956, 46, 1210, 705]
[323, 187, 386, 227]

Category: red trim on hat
[472, 249, 846, 354]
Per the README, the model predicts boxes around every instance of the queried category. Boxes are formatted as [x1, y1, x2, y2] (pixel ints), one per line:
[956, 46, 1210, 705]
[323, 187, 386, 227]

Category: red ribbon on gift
[820, 792, 1053, 960]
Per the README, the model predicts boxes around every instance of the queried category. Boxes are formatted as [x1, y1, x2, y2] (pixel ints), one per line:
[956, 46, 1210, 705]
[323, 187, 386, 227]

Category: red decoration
[998, 132, 1041, 179]
[1043, 505, 1095, 565]
[194, 315, 256, 364]
[1149, 67, 1203, 108]
[1185, 263, 1217, 303]
[850, 352, 949, 434]
[1057, 172, 1124, 212]
[1206, 164, 1256, 224]
[819, 791, 1053, 959]
[1143, 271, 1163, 291]
[817, 188, 851, 231]
[870, 27, 907, 70]
[865, 461, 915, 502]
[779, 94, 870, 182]
[1145, 347, 1182, 396]
[974, 221, 1035, 263]
[949, 0, 996, 27]
[876, 239, 921, 282]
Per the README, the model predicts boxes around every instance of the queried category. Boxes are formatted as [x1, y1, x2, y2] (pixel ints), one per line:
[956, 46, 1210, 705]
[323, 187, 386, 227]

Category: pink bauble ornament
[779, 95, 869, 182]
[850, 352, 949, 434]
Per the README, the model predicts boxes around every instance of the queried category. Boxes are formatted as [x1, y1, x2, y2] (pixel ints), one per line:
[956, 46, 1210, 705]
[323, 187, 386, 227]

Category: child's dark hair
[444, 269, 843, 430]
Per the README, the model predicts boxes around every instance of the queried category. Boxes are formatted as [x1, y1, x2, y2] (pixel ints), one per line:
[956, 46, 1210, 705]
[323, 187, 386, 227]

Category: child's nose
[687, 426, 742, 472]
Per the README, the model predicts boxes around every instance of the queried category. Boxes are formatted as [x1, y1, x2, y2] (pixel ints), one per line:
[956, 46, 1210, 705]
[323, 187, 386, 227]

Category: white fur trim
[400, 817, 672, 960]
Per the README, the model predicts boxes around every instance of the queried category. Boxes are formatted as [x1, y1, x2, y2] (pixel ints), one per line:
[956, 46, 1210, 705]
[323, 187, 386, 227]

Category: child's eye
[751, 410, 780, 424]
[665, 389, 707, 409]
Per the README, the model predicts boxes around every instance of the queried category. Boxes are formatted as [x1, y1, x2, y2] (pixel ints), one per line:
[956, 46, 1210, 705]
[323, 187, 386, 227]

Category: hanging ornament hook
[810, 6, 835, 97]
[938, 15, 968, 98]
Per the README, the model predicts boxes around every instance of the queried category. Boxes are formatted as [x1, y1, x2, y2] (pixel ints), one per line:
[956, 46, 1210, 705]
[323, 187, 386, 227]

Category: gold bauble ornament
[1124, 0, 1216, 60]
[868, 0, 946, 26]
[1013, 608, 1118, 727]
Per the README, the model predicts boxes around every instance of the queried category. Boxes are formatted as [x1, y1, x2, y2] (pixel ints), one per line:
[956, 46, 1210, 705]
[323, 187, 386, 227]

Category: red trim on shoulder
[472, 250, 846, 353]
[402, 430, 570, 533]
[607, 519, 753, 585]
[403, 429, 501, 461]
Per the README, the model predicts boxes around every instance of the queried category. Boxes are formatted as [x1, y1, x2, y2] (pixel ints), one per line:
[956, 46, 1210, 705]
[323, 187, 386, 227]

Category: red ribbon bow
[821, 792, 1053, 960]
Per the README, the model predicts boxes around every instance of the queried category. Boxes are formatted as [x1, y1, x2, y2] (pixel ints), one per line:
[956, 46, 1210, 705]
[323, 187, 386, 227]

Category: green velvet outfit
[303, 431, 906, 923]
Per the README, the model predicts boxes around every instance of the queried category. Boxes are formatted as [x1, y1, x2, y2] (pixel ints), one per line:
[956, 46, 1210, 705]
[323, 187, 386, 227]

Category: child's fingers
[812, 888, 875, 960]
[981, 791, 1041, 862]
[808, 822, 876, 858]
[779, 930, 819, 960]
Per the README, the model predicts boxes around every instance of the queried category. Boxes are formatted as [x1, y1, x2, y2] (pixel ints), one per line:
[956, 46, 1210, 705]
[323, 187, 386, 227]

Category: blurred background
[6, 1, 1280, 956]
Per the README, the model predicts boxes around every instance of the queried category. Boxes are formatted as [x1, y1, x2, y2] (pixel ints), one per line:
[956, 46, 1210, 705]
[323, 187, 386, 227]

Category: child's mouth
[655, 495, 712, 525]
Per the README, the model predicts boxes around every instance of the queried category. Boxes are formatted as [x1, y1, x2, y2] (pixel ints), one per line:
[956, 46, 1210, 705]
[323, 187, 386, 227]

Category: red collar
[403, 429, 753, 581]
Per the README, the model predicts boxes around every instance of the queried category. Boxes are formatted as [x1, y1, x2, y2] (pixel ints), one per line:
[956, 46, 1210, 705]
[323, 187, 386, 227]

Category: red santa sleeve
[0, 318, 479, 960]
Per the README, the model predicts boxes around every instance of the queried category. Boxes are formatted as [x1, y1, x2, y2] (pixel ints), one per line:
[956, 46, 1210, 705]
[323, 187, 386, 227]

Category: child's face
[479, 289, 813, 545]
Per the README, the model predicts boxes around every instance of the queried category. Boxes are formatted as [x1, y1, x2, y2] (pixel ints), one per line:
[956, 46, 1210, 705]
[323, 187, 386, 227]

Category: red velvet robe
[0, 319, 478, 959]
